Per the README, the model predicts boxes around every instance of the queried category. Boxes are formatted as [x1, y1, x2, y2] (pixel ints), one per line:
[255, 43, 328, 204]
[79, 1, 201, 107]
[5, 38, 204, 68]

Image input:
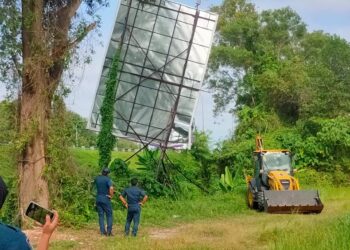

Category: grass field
[40, 186, 350, 250]
[70, 148, 139, 170]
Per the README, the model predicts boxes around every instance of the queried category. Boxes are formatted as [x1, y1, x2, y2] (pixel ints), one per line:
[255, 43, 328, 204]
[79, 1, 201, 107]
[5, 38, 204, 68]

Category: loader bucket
[263, 190, 324, 214]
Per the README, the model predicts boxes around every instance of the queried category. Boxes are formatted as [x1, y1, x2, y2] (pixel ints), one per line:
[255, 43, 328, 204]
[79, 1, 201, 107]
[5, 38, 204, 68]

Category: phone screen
[25, 202, 54, 225]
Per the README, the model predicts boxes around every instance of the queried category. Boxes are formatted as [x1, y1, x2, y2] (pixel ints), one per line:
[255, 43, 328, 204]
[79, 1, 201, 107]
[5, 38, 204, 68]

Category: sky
[1, 0, 350, 144]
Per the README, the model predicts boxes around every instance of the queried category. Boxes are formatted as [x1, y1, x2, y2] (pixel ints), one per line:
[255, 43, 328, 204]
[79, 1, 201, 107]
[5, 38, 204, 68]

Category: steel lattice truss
[89, 0, 218, 147]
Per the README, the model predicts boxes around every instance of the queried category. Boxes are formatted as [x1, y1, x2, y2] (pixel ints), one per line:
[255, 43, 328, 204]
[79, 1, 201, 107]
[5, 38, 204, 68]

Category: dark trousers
[125, 206, 141, 236]
[96, 197, 113, 235]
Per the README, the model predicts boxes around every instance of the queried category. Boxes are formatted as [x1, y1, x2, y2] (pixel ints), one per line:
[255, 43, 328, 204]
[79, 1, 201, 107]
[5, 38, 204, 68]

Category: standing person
[119, 178, 148, 237]
[0, 176, 59, 250]
[95, 168, 114, 236]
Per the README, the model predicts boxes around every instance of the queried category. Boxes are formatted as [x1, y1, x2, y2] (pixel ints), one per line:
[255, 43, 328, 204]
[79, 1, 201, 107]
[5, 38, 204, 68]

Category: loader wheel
[256, 191, 265, 212]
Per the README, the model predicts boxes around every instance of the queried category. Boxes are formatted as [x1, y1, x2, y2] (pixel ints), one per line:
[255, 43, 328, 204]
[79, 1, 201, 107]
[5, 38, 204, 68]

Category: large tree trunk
[18, 0, 57, 219]
[18, 83, 51, 215]
[17, 0, 87, 221]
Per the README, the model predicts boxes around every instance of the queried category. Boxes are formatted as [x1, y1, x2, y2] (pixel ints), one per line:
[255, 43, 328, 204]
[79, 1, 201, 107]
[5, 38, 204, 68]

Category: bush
[0, 177, 19, 225]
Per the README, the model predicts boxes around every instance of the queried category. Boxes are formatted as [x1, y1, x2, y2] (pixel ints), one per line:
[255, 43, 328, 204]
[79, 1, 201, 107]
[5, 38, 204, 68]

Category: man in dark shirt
[119, 177, 148, 236]
[95, 168, 114, 236]
[0, 176, 58, 250]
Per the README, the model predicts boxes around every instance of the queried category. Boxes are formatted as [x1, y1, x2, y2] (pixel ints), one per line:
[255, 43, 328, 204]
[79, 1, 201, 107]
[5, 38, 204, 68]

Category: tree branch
[56, 0, 82, 21]
[68, 22, 96, 49]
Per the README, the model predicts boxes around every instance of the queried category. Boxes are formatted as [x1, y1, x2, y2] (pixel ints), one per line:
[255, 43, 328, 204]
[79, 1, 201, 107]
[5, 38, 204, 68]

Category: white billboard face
[89, 0, 218, 146]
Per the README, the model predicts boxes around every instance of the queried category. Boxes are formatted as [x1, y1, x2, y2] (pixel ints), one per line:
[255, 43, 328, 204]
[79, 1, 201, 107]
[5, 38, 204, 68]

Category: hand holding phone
[25, 202, 54, 225]
[41, 210, 59, 236]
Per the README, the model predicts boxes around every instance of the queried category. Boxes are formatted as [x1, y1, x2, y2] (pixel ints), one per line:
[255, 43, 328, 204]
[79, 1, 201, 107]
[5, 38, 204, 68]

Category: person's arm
[119, 195, 128, 208]
[108, 186, 115, 199]
[139, 195, 148, 206]
[37, 211, 59, 250]
[106, 179, 114, 199]
[119, 191, 128, 208]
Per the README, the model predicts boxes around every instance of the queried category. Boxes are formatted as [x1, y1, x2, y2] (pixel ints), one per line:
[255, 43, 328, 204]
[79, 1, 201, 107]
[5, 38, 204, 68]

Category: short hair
[131, 178, 138, 186]
[102, 168, 110, 176]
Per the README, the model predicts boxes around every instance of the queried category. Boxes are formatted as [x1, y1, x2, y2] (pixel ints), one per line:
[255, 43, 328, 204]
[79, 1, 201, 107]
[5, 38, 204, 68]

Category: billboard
[89, 0, 218, 147]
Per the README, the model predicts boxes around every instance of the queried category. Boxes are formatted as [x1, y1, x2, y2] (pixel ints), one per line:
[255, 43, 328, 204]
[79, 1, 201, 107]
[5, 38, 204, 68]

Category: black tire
[256, 191, 265, 212]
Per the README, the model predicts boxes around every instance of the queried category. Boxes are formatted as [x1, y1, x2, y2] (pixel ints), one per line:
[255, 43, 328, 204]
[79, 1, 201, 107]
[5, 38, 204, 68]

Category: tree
[210, 0, 350, 126]
[190, 131, 214, 187]
[300, 32, 350, 118]
[209, 0, 350, 180]
[0, 0, 107, 218]
[209, 0, 308, 123]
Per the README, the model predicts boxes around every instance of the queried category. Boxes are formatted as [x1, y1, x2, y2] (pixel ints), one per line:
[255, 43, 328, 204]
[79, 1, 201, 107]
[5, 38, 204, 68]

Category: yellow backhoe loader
[246, 136, 323, 213]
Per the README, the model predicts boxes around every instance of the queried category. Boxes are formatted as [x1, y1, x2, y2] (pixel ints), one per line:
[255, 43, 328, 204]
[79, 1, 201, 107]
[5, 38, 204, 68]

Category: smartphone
[25, 201, 54, 225]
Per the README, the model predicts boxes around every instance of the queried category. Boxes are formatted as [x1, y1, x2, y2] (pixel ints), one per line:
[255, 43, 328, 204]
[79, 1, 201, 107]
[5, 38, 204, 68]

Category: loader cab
[262, 151, 292, 172]
[254, 151, 292, 189]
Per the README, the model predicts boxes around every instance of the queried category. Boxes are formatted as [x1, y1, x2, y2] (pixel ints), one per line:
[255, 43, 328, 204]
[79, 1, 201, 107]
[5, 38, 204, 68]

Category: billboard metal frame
[89, 0, 217, 172]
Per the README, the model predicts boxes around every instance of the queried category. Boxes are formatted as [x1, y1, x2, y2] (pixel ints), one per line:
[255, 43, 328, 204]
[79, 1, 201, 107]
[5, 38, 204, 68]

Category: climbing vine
[97, 50, 120, 168]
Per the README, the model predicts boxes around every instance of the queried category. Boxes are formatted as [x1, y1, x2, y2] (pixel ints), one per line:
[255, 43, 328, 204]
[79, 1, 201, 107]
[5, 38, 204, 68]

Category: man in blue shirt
[0, 176, 58, 250]
[119, 178, 148, 236]
[95, 168, 114, 236]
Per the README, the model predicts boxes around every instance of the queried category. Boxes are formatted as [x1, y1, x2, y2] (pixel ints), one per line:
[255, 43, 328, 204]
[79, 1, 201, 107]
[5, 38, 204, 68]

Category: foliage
[0, 145, 15, 180]
[219, 167, 234, 191]
[108, 158, 130, 192]
[97, 50, 119, 168]
[0, 0, 108, 92]
[214, 138, 254, 175]
[46, 98, 97, 226]
[1, 99, 97, 148]
[190, 131, 216, 188]
[233, 105, 281, 140]
[210, 0, 350, 122]
[116, 138, 139, 150]
[0, 1, 21, 91]
[0, 176, 19, 225]
[109, 158, 130, 177]
[65, 111, 97, 148]
[215, 118, 350, 187]
[136, 149, 160, 172]
[136, 149, 179, 197]
[0, 102, 18, 224]
[0, 101, 17, 144]
[292, 117, 350, 172]
[209, 0, 350, 184]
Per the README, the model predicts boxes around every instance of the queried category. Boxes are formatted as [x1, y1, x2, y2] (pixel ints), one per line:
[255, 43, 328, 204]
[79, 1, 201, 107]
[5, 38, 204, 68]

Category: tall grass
[273, 213, 350, 250]
[271, 187, 350, 250]
[114, 187, 249, 227]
